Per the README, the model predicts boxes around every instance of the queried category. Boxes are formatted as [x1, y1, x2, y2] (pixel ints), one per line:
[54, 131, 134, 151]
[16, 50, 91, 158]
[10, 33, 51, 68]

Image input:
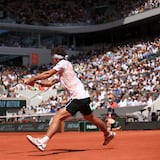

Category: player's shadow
[29, 147, 114, 156]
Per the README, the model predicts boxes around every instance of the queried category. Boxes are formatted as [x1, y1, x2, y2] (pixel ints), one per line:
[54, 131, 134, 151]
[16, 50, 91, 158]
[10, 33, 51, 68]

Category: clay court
[0, 130, 160, 160]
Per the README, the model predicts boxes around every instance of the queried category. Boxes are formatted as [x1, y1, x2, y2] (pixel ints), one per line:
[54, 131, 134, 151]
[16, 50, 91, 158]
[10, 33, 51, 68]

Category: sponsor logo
[86, 124, 97, 129]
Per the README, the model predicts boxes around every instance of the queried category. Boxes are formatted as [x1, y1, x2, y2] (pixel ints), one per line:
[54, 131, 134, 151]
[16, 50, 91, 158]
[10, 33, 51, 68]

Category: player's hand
[24, 78, 35, 86]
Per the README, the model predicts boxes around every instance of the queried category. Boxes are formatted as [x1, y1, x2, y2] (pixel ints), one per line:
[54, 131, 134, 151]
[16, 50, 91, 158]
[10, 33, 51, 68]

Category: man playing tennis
[25, 47, 116, 151]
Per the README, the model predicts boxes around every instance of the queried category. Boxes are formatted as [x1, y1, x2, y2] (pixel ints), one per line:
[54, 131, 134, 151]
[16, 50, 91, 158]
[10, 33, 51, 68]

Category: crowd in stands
[0, 0, 159, 48]
[0, 36, 160, 118]
[73, 36, 160, 110]
[0, 0, 159, 25]
[0, 0, 160, 124]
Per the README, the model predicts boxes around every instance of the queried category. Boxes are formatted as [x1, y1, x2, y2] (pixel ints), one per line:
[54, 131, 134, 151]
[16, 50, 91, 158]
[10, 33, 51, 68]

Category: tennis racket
[10, 71, 25, 88]
[0, 70, 25, 91]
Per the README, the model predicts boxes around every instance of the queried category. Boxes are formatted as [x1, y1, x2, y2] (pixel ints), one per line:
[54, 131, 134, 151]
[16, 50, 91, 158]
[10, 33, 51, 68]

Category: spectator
[118, 96, 128, 107]
[145, 107, 152, 122]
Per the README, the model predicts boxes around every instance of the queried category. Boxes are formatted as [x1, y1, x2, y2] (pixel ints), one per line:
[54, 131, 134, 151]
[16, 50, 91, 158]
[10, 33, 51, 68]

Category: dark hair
[51, 47, 67, 57]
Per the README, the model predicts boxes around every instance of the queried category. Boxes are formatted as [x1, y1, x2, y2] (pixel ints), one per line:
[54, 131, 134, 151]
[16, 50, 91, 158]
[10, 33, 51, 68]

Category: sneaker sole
[103, 132, 116, 145]
[26, 135, 45, 152]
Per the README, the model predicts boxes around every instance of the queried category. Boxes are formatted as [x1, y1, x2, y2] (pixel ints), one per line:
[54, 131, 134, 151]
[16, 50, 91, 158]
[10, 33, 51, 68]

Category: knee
[52, 109, 69, 121]
[53, 112, 63, 121]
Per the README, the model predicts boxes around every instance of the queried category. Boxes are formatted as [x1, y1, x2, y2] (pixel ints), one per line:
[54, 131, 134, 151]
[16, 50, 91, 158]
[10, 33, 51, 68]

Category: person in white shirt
[145, 107, 152, 122]
[118, 96, 127, 107]
[25, 47, 115, 151]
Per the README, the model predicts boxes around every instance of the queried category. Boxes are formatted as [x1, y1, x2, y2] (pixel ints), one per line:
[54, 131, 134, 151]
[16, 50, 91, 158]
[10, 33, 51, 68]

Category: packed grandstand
[0, 0, 160, 123]
[1, 0, 160, 25]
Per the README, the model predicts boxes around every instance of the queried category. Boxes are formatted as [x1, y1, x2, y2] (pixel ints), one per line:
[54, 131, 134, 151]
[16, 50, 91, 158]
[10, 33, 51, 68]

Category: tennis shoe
[103, 131, 116, 145]
[26, 135, 46, 151]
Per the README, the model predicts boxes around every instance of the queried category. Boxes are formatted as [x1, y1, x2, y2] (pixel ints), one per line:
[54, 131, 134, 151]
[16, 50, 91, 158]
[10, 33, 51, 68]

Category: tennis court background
[0, 130, 160, 160]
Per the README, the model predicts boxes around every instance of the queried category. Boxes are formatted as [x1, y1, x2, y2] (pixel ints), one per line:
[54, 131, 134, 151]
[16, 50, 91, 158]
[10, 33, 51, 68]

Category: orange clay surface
[0, 130, 160, 160]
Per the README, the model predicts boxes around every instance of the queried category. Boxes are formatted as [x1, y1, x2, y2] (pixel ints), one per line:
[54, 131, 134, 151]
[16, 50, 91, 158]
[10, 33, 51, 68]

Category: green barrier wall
[64, 120, 79, 131]
[64, 120, 99, 132]
[79, 121, 99, 132]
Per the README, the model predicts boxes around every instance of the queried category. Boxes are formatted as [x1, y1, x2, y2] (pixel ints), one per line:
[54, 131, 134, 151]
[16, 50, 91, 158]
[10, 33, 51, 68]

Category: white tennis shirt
[53, 60, 89, 99]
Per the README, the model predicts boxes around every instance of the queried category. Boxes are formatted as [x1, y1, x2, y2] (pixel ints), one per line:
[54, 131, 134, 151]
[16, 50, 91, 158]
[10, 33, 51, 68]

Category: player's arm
[35, 78, 59, 87]
[24, 68, 57, 86]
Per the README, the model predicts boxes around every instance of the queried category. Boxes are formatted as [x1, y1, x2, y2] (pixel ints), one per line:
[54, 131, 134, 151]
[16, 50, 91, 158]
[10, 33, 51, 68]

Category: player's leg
[77, 98, 116, 145]
[78, 98, 107, 132]
[83, 113, 116, 145]
[83, 113, 108, 133]
[45, 108, 71, 138]
[27, 108, 71, 151]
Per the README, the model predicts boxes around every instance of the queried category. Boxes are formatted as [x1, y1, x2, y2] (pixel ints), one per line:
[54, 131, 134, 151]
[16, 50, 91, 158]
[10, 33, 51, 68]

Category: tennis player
[25, 47, 116, 151]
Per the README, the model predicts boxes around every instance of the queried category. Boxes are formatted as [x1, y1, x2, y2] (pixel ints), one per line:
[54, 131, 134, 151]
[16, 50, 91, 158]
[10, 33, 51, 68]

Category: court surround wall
[0, 120, 160, 132]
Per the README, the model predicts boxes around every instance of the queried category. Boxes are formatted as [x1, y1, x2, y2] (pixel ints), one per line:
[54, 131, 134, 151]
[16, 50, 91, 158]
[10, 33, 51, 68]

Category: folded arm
[35, 79, 59, 87]
[24, 68, 57, 86]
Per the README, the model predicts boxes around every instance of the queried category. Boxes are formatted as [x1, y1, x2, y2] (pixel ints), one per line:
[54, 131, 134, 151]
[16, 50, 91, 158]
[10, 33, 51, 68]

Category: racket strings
[10, 72, 25, 88]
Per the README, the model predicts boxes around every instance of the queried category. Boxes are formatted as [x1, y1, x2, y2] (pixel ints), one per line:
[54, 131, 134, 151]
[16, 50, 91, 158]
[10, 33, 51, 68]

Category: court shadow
[28, 149, 87, 156]
[28, 147, 114, 156]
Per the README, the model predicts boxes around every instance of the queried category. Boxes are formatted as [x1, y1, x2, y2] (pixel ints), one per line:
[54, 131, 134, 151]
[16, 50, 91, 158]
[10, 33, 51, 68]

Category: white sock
[41, 136, 50, 143]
